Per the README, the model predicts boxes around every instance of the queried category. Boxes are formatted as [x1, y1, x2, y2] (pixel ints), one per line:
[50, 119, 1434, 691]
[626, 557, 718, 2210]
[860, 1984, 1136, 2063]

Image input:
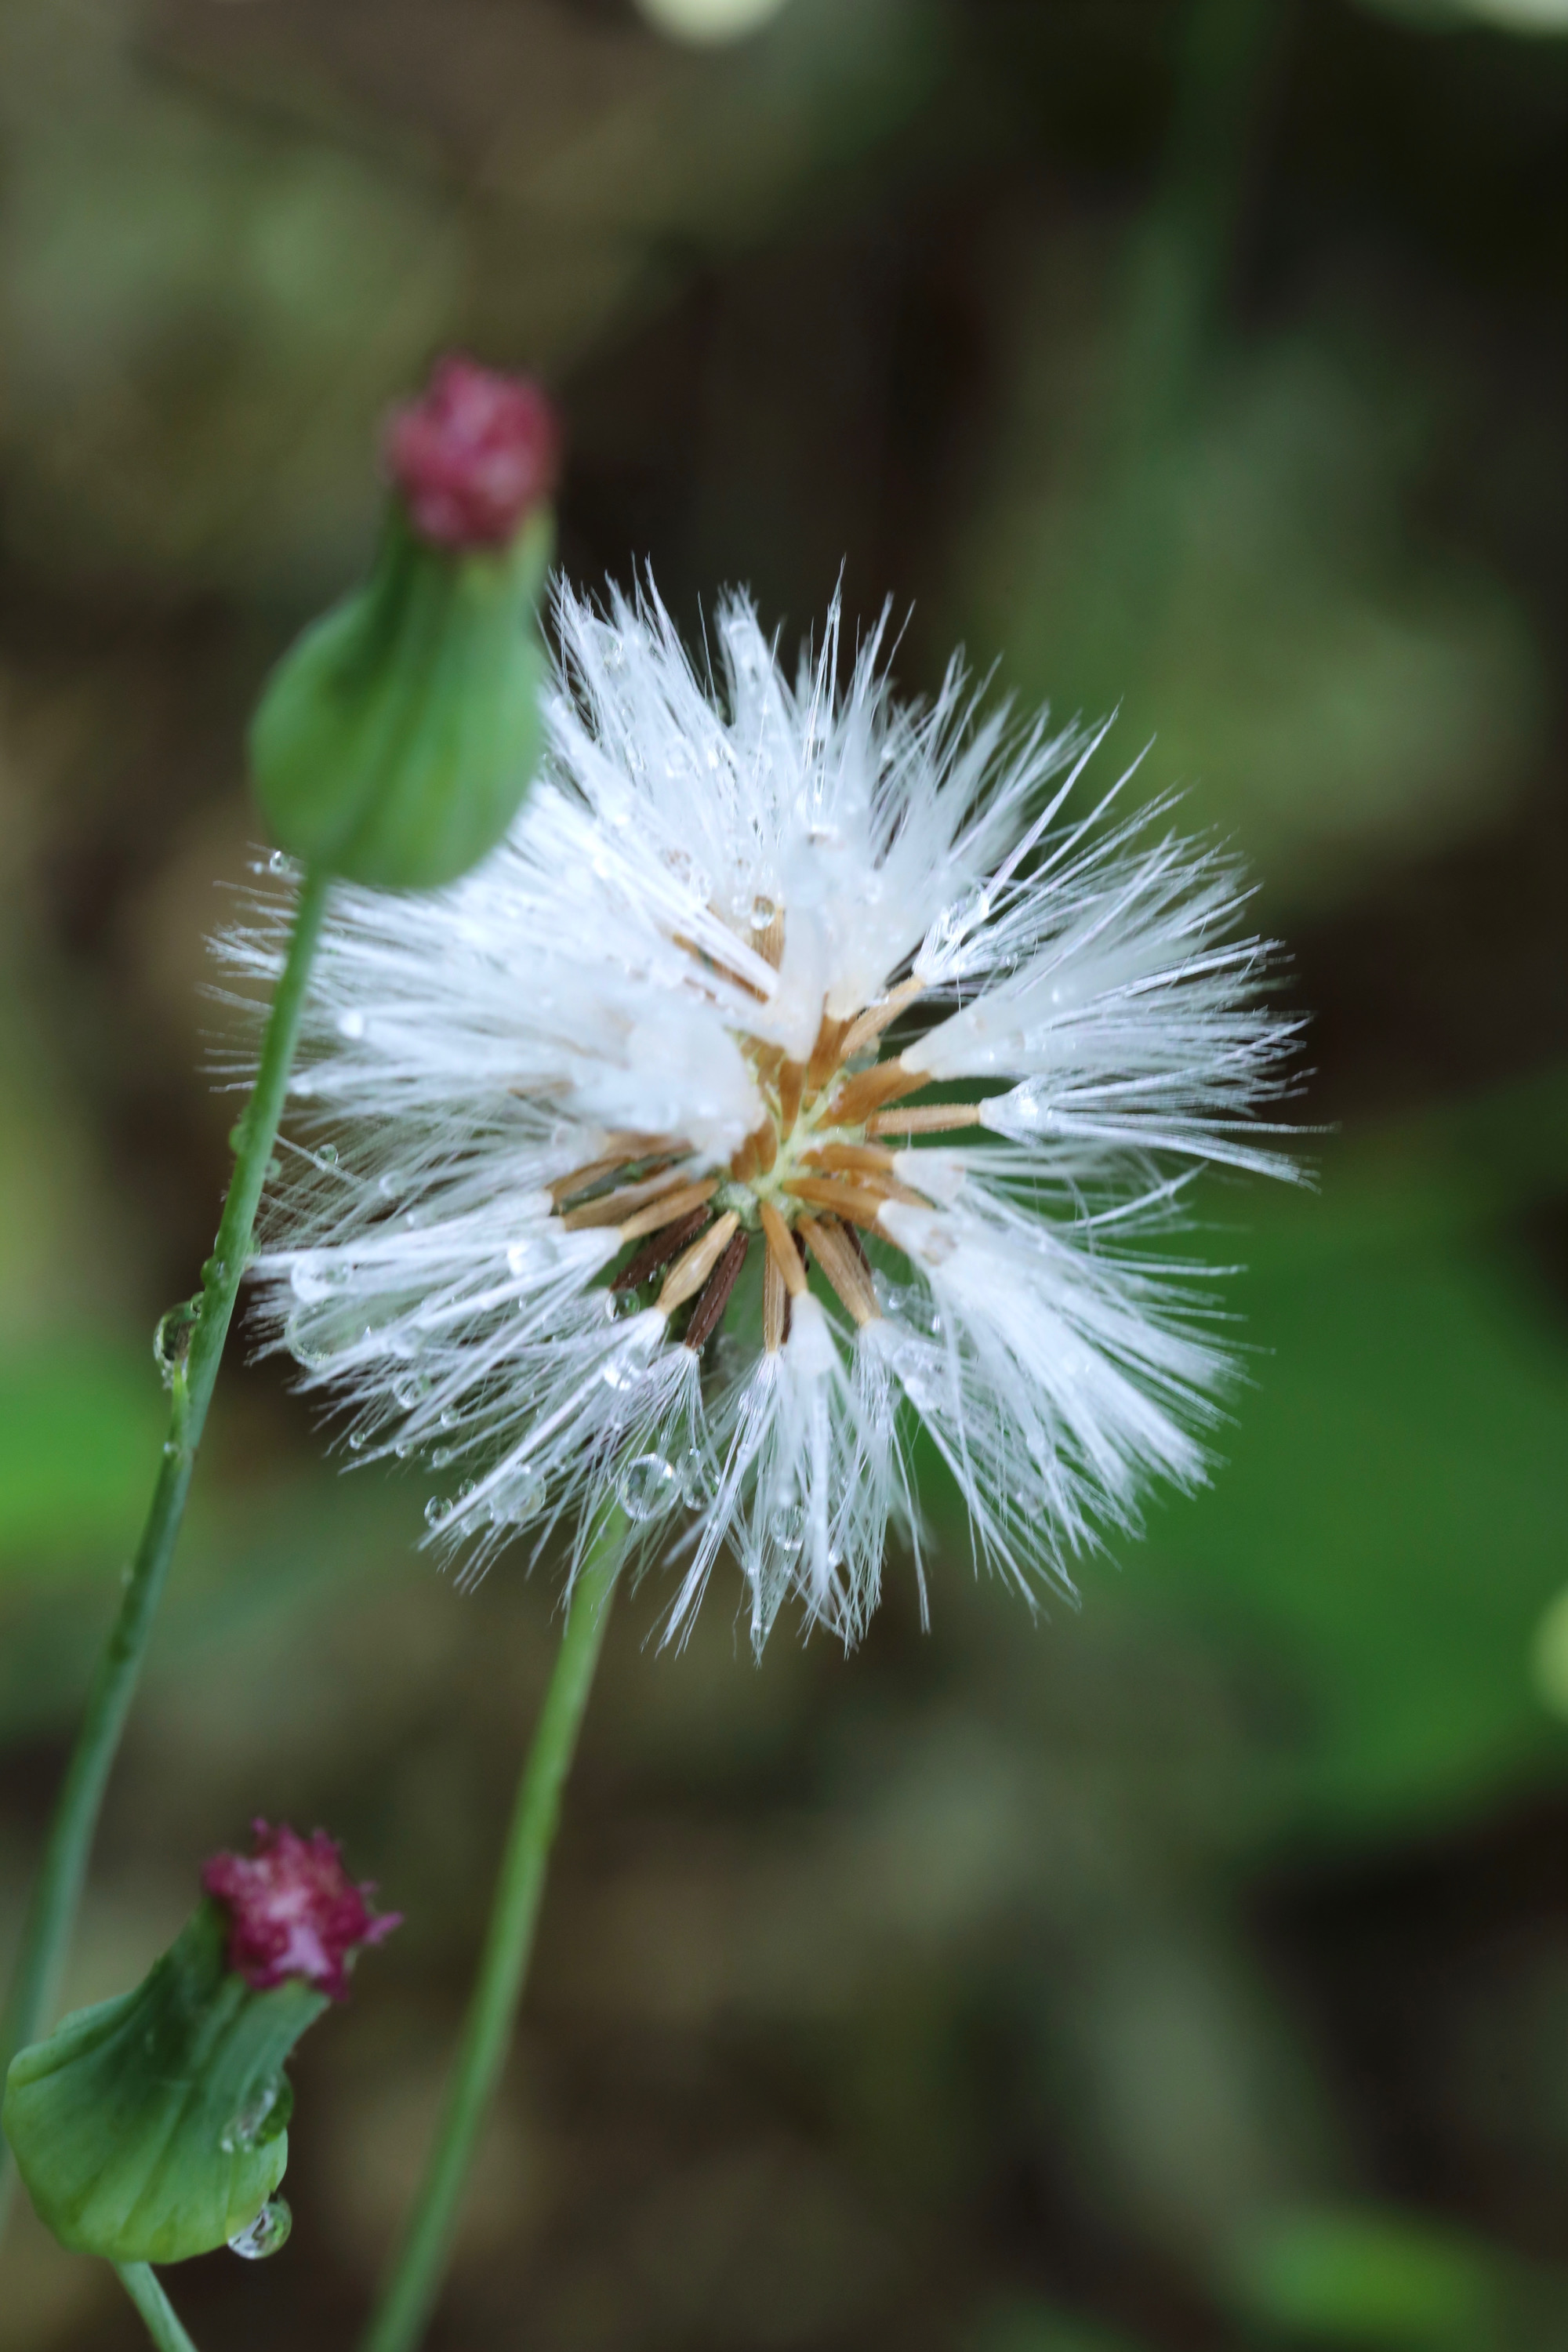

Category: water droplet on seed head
[619, 1454, 677, 1521]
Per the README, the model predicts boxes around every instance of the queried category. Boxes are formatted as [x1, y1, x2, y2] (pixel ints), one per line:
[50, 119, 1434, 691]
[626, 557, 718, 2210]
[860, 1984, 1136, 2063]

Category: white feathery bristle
[222, 571, 1299, 1650]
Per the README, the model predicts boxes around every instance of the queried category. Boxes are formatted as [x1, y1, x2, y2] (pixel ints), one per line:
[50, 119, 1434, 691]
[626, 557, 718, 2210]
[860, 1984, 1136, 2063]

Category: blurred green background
[0, 0, 1564, 2345]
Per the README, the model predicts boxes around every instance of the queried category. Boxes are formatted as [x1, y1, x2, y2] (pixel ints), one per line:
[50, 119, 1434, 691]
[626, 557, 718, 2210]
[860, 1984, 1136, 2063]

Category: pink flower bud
[386, 355, 560, 550]
[202, 1822, 399, 2002]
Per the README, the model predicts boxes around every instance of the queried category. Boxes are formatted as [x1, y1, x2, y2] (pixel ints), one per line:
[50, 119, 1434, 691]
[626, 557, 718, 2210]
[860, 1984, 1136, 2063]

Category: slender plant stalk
[117, 2264, 202, 2352]
[0, 872, 329, 2196]
[361, 1513, 626, 2352]
[1074, 0, 1286, 677]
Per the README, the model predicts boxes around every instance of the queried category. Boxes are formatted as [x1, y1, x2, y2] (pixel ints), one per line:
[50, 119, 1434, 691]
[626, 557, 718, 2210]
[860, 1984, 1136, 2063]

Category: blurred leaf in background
[1221, 2201, 1568, 2348]
[1127, 1070, 1568, 1835]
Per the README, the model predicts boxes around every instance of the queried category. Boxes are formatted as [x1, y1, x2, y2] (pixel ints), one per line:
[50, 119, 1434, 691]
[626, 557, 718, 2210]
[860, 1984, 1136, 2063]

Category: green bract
[2, 1900, 325, 2263]
[250, 504, 553, 890]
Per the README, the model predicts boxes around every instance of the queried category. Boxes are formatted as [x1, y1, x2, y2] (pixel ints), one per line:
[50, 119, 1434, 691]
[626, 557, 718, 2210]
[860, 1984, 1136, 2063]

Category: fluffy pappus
[219, 576, 1301, 1650]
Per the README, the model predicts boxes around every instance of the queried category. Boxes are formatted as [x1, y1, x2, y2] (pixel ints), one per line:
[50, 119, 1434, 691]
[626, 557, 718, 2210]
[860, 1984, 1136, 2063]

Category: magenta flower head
[386, 354, 561, 550]
[203, 1821, 399, 2002]
[7, 1823, 398, 2264]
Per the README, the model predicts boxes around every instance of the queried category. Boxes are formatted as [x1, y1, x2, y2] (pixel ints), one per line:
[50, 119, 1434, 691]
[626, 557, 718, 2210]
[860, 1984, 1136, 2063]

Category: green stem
[361, 1514, 626, 2352]
[1074, 0, 1287, 687]
[0, 872, 329, 2184]
[116, 2265, 201, 2352]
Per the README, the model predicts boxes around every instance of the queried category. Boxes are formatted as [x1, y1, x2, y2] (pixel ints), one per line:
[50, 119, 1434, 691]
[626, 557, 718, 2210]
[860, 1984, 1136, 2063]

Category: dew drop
[219, 2076, 289, 2154]
[874, 1277, 942, 1338]
[267, 850, 289, 876]
[707, 1333, 749, 1384]
[768, 1501, 807, 1556]
[619, 1454, 677, 1521]
[336, 1011, 365, 1041]
[430, 1446, 455, 1468]
[895, 1358, 949, 1417]
[285, 1313, 339, 1371]
[930, 884, 991, 960]
[488, 1467, 545, 1527]
[347, 1431, 367, 1454]
[600, 1353, 642, 1392]
[317, 1142, 340, 1167]
[290, 1259, 343, 1305]
[424, 1497, 448, 1530]
[677, 1446, 716, 1508]
[748, 895, 779, 933]
[228, 2198, 292, 2260]
[393, 1371, 433, 1410]
[437, 1406, 461, 1432]
[153, 1299, 201, 1389]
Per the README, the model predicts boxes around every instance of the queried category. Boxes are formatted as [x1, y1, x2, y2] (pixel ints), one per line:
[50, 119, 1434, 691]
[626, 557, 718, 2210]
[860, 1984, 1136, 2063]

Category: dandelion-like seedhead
[225, 579, 1299, 1650]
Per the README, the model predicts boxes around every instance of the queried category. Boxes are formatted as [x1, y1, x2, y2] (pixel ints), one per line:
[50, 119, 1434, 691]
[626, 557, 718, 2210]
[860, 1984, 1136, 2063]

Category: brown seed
[618, 1178, 720, 1242]
[865, 1102, 982, 1137]
[659, 1212, 741, 1314]
[837, 978, 924, 1062]
[763, 1250, 787, 1352]
[612, 1207, 712, 1291]
[561, 1167, 695, 1230]
[802, 1142, 896, 1178]
[800, 1215, 880, 1326]
[758, 1199, 808, 1295]
[780, 1175, 885, 1229]
[777, 1060, 805, 1135]
[822, 1058, 925, 1127]
[684, 1228, 751, 1352]
[806, 1007, 851, 1092]
[548, 1132, 684, 1204]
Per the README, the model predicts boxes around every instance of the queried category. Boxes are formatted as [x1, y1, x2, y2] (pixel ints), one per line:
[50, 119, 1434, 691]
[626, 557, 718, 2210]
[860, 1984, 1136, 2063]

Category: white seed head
[226, 575, 1301, 1648]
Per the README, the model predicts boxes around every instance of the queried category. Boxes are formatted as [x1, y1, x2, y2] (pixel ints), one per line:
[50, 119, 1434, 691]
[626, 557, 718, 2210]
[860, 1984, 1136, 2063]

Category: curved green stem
[0, 872, 329, 2201]
[361, 1514, 626, 2352]
[116, 2264, 202, 2352]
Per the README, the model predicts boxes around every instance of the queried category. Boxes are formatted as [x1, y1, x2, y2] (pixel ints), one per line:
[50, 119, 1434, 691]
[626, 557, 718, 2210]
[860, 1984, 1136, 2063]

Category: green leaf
[1131, 1070, 1568, 1831]
[1222, 2206, 1501, 2346]
[3, 1901, 325, 2263]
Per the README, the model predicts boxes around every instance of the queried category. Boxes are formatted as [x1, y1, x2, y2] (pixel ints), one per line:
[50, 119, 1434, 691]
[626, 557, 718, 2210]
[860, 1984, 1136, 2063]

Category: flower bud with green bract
[2, 1824, 396, 2264]
[250, 356, 560, 891]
